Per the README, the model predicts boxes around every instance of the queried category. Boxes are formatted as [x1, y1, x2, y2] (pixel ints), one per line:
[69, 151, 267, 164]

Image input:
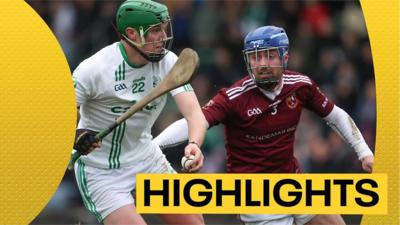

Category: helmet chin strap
[122, 35, 166, 62]
[251, 73, 280, 91]
[255, 78, 279, 91]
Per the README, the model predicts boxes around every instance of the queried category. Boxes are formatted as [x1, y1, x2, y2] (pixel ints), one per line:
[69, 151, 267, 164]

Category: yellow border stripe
[360, 0, 399, 224]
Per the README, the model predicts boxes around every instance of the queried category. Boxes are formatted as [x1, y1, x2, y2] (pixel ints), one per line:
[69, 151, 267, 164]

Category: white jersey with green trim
[73, 42, 193, 169]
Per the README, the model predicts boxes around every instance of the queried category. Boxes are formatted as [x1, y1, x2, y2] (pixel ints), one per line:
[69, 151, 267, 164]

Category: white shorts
[239, 214, 315, 225]
[74, 149, 176, 222]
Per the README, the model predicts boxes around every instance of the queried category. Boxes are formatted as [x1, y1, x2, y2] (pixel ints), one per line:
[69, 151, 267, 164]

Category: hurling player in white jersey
[72, 0, 207, 224]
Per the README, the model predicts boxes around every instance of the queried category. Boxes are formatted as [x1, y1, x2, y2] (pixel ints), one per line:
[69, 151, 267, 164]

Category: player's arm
[72, 65, 101, 156]
[323, 105, 374, 172]
[73, 107, 102, 156]
[154, 94, 227, 149]
[155, 89, 229, 149]
[156, 89, 230, 171]
[154, 118, 209, 150]
[173, 91, 208, 172]
[303, 79, 374, 173]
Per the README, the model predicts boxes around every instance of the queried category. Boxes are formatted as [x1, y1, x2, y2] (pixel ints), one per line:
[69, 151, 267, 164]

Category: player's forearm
[185, 109, 208, 147]
[154, 118, 189, 149]
[323, 105, 373, 160]
[154, 113, 209, 150]
[172, 91, 208, 148]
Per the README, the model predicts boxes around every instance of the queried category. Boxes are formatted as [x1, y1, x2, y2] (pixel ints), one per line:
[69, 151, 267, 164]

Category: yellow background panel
[0, 1, 75, 224]
[360, 0, 399, 225]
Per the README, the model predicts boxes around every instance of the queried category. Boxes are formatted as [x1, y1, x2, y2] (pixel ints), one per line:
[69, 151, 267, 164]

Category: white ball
[181, 155, 195, 171]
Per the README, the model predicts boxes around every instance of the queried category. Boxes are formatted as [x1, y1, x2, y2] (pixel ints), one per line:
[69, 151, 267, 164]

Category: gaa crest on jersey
[247, 107, 262, 117]
[285, 93, 298, 109]
[114, 83, 128, 91]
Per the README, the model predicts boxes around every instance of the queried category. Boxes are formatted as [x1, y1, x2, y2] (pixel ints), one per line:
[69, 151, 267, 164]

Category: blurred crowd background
[28, 0, 375, 224]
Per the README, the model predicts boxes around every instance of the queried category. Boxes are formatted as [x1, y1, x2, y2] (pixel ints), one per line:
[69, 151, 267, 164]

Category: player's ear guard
[73, 129, 99, 155]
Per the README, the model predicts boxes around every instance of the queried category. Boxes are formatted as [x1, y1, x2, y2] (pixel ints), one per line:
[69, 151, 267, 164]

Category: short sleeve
[170, 83, 193, 96]
[202, 89, 232, 127]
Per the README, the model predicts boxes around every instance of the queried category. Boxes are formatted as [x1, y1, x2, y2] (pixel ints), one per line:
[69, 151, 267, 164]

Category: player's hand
[74, 129, 102, 155]
[183, 141, 204, 173]
[361, 155, 374, 173]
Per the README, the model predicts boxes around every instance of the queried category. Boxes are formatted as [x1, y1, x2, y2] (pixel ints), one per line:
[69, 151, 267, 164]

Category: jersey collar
[118, 42, 146, 68]
[258, 79, 283, 100]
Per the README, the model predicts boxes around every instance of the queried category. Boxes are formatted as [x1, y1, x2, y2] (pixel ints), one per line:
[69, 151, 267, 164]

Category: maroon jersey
[202, 71, 334, 173]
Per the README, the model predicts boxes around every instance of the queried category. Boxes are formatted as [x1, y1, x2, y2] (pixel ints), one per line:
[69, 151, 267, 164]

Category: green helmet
[116, 0, 170, 37]
[116, 0, 173, 62]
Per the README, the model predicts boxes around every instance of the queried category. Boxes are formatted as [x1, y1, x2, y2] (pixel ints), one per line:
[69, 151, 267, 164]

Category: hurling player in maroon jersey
[155, 26, 374, 225]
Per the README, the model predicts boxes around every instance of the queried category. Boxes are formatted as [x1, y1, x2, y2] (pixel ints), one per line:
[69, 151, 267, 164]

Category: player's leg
[74, 159, 139, 224]
[301, 214, 345, 225]
[103, 204, 146, 225]
[158, 214, 204, 225]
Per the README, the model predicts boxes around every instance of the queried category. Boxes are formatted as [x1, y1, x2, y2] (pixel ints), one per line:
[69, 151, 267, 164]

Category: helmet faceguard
[243, 26, 289, 91]
[122, 20, 173, 62]
[116, 0, 174, 62]
[244, 47, 287, 90]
